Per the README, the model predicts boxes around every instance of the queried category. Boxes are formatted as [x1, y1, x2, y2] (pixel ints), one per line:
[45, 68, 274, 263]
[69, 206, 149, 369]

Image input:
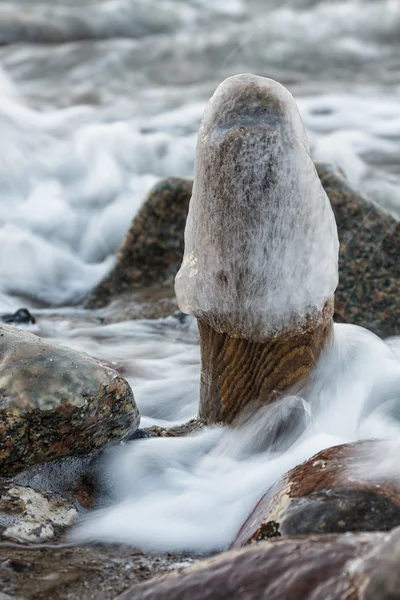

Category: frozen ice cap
[175, 74, 339, 341]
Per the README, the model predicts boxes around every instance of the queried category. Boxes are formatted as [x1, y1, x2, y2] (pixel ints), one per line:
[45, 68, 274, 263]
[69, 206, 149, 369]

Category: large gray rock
[0, 324, 139, 475]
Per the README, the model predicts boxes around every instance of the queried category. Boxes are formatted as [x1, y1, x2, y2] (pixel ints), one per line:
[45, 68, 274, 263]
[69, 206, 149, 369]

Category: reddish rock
[116, 527, 400, 600]
[232, 440, 400, 548]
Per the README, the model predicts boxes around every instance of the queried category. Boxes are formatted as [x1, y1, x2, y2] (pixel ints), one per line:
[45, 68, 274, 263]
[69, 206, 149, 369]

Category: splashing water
[0, 0, 399, 311]
[0, 0, 399, 554]
[65, 322, 400, 552]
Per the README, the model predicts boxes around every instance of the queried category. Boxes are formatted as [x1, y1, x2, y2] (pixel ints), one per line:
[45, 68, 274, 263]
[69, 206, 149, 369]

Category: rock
[232, 440, 400, 548]
[361, 524, 400, 600]
[0, 543, 197, 600]
[95, 286, 179, 324]
[143, 419, 205, 438]
[84, 166, 399, 336]
[0, 483, 77, 543]
[317, 163, 400, 338]
[84, 178, 193, 310]
[2, 453, 101, 510]
[0, 324, 139, 475]
[116, 527, 400, 600]
[0, 308, 35, 325]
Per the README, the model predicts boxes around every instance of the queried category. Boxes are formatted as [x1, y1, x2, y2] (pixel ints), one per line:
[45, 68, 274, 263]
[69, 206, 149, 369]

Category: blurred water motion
[0, 0, 400, 554]
[0, 0, 398, 308]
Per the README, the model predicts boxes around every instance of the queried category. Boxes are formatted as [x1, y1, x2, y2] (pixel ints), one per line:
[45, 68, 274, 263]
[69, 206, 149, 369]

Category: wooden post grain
[175, 74, 339, 425]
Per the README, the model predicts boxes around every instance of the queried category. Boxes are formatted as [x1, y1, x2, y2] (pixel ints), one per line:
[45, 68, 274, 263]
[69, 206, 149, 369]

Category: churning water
[1, 0, 399, 551]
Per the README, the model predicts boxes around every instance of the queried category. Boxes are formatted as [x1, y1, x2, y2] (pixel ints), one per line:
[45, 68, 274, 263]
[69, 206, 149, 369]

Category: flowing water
[0, 0, 399, 551]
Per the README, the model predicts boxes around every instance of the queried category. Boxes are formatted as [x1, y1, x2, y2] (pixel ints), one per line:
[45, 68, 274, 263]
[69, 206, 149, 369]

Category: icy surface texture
[175, 74, 339, 340]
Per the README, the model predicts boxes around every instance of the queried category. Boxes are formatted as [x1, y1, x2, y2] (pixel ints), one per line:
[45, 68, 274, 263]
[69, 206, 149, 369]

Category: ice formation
[175, 74, 339, 340]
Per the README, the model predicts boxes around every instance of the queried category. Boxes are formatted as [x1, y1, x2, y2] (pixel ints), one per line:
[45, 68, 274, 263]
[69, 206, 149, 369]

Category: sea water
[0, 0, 399, 551]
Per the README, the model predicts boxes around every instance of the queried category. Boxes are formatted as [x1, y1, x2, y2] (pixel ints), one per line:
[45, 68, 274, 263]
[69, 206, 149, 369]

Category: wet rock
[144, 419, 205, 438]
[0, 543, 197, 600]
[361, 525, 400, 600]
[232, 440, 400, 548]
[317, 163, 400, 338]
[96, 286, 179, 324]
[117, 527, 400, 600]
[0, 324, 139, 475]
[125, 428, 151, 441]
[3, 453, 101, 509]
[0, 483, 77, 543]
[84, 178, 193, 310]
[84, 167, 398, 336]
[0, 308, 35, 325]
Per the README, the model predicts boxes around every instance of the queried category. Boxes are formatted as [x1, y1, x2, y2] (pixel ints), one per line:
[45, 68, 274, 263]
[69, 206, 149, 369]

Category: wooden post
[175, 74, 339, 425]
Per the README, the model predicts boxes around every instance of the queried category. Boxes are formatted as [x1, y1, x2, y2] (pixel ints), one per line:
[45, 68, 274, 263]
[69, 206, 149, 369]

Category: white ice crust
[175, 74, 339, 339]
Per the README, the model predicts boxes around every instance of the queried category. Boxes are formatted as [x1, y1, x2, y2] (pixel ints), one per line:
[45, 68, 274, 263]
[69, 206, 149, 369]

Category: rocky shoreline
[0, 74, 399, 598]
[0, 161, 397, 599]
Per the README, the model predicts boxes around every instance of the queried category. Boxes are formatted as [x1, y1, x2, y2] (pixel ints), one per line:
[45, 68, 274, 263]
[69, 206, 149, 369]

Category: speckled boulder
[232, 440, 400, 548]
[317, 163, 399, 338]
[84, 177, 193, 310]
[0, 325, 139, 475]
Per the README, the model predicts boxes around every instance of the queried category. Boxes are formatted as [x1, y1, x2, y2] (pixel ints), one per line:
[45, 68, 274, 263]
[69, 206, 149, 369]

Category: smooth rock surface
[0, 483, 77, 543]
[84, 177, 193, 310]
[0, 324, 139, 475]
[117, 527, 400, 600]
[232, 440, 400, 548]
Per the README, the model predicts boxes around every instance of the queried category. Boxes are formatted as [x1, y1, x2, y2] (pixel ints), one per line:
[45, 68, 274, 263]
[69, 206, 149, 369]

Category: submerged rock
[0, 308, 35, 325]
[0, 483, 77, 543]
[0, 324, 139, 475]
[232, 440, 400, 548]
[117, 526, 400, 600]
[84, 177, 193, 310]
[143, 419, 205, 439]
[317, 163, 400, 338]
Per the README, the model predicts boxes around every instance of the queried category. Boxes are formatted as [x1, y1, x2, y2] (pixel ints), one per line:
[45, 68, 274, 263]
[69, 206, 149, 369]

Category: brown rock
[84, 177, 193, 310]
[232, 440, 400, 548]
[361, 526, 400, 600]
[85, 165, 399, 335]
[0, 324, 139, 475]
[117, 527, 400, 600]
[0, 542, 196, 600]
[317, 163, 400, 338]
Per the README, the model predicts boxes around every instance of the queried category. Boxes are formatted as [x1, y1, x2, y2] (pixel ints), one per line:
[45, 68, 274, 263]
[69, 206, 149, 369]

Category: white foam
[0, 0, 398, 553]
[0, 0, 398, 308]
[71, 324, 400, 552]
[37, 315, 201, 425]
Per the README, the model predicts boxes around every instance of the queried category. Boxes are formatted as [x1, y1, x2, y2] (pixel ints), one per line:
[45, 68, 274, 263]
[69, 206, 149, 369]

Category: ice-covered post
[175, 74, 339, 425]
